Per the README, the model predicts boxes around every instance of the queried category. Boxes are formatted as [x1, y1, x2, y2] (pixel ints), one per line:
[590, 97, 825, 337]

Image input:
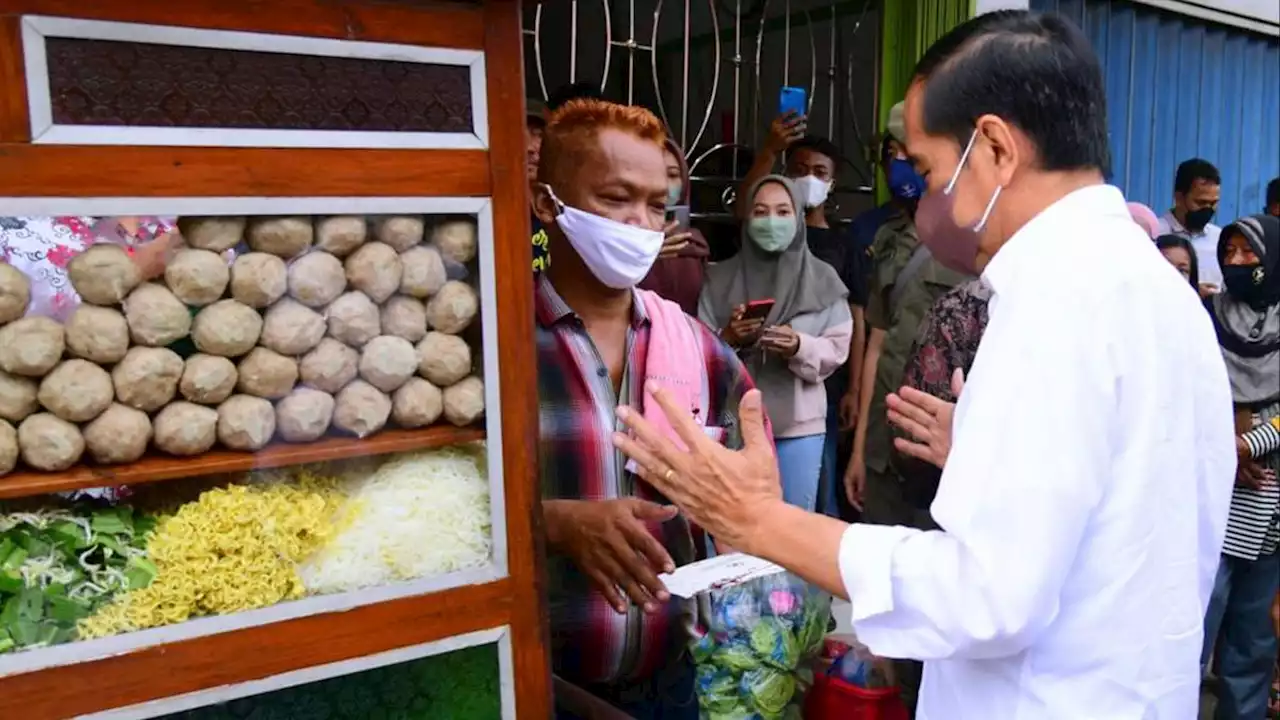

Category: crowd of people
[525, 10, 1279, 720]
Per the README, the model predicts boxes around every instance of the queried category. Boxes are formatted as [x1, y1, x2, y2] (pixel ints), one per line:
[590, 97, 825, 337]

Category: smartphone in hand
[778, 86, 807, 118]
[666, 204, 691, 232]
[740, 298, 775, 322]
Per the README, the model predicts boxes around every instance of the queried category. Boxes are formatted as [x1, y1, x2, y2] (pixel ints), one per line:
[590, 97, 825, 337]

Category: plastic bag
[830, 642, 893, 689]
[692, 572, 830, 720]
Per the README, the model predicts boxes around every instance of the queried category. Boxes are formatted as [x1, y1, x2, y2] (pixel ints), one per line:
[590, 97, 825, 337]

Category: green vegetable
[90, 507, 133, 537]
[16, 587, 42, 622]
[0, 594, 20, 626]
[22, 533, 52, 559]
[48, 521, 87, 551]
[0, 505, 156, 652]
[712, 642, 761, 672]
[1, 546, 27, 572]
[706, 708, 757, 720]
[0, 572, 22, 594]
[48, 595, 91, 623]
[742, 667, 796, 716]
[750, 618, 800, 670]
[10, 619, 39, 646]
[124, 557, 158, 590]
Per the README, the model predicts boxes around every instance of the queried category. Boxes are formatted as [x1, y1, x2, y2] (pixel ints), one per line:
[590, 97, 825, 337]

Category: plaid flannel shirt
[536, 274, 756, 686]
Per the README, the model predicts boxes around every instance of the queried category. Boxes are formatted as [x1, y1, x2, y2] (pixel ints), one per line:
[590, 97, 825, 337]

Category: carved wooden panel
[44, 37, 473, 132]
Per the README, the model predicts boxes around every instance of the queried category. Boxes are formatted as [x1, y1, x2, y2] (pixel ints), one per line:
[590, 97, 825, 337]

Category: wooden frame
[0, 0, 551, 717]
[20, 15, 490, 149]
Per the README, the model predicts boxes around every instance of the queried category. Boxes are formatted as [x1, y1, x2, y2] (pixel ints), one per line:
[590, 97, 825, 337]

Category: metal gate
[522, 0, 881, 221]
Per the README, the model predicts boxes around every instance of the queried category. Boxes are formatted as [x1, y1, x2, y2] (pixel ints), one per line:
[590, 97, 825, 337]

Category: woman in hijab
[698, 175, 852, 511]
[1155, 233, 1200, 289]
[1201, 213, 1280, 720]
[638, 139, 710, 314]
[1127, 201, 1161, 239]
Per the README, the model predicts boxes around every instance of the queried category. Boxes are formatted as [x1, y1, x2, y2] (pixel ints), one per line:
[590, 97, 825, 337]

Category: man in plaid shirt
[532, 99, 758, 718]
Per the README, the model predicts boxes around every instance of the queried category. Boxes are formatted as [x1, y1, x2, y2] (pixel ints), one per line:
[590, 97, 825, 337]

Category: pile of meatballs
[0, 215, 485, 477]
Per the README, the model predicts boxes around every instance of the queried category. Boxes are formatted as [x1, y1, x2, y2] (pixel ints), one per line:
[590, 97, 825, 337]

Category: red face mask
[914, 130, 1002, 276]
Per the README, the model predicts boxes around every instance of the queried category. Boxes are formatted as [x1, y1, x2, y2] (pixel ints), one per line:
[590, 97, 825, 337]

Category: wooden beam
[482, 0, 554, 718]
[0, 16, 27, 142]
[0, 0, 486, 49]
[0, 426, 486, 500]
[0, 146, 491, 197]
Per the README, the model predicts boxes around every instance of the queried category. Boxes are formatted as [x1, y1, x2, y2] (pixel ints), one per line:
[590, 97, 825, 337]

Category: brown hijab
[637, 138, 709, 315]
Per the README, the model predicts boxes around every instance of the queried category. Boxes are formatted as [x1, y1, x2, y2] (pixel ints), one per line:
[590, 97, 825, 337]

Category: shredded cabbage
[299, 445, 492, 594]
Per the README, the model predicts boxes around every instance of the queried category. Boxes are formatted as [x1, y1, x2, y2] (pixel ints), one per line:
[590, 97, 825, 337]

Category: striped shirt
[1222, 401, 1280, 561]
[535, 274, 756, 686]
[1241, 415, 1280, 459]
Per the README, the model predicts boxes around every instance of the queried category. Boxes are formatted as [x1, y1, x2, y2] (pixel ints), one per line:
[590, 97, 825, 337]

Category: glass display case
[0, 2, 549, 718]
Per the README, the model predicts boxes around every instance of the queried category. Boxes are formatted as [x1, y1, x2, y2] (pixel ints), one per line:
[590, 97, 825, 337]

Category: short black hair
[1264, 176, 1280, 208]
[790, 135, 841, 165]
[546, 81, 605, 111]
[912, 10, 1110, 176]
[1155, 234, 1199, 289]
[1173, 158, 1221, 194]
[526, 114, 546, 131]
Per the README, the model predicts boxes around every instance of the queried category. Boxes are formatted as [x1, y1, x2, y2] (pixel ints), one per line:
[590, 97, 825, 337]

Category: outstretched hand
[886, 368, 964, 470]
[613, 386, 781, 553]
[545, 498, 677, 614]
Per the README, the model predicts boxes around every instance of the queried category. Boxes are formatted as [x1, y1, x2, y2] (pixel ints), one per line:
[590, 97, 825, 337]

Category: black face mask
[1222, 264, 1269, 309]
[1184, 206, 1215, 232]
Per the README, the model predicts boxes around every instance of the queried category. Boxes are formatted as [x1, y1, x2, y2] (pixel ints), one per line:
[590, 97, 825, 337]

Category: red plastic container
[803, 673, 910, 720]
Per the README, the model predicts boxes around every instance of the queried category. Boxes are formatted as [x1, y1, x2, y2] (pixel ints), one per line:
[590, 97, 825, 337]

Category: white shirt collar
[982, 183, 1128, 295]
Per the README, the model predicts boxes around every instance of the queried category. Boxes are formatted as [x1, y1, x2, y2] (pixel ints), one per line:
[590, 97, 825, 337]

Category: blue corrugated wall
[1029, 0, 1280, 224]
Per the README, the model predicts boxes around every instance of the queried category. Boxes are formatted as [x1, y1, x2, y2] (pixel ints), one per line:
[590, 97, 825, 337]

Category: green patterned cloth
[163, 644, 502, 720]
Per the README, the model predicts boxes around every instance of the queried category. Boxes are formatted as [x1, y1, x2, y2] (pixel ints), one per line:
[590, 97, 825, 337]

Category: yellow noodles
[79, 480, 345, 639]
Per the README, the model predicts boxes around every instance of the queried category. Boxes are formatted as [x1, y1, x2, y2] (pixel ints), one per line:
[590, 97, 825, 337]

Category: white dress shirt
[837, 185, 1236, 719]
[1156, 210, 1223, 288]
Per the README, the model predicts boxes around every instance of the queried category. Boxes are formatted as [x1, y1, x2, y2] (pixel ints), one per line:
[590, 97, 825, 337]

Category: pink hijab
[1127, 202, 1160, 239]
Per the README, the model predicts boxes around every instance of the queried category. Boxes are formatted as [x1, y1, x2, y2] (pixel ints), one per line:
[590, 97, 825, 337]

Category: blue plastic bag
[691, 572, 829, 720]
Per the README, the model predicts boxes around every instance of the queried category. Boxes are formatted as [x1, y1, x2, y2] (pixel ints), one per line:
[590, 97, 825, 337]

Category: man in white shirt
[610, 10, 1237, 719]
[1156, 158, 1224, 293]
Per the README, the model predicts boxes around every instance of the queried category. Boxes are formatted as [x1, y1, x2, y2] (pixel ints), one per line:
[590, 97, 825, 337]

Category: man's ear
[975, 114, 1019, 188]
[531, 182, 558, 226]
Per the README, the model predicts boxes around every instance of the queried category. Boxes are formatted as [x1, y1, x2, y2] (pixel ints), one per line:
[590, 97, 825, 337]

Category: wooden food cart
[0, 0, 550, 717]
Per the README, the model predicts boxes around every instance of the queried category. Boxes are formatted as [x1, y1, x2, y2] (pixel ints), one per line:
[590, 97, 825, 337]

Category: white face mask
[793, 175, 832, 208]
[543, 185, 664, 289]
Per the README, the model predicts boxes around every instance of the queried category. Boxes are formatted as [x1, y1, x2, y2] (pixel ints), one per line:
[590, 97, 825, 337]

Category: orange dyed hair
[537, 98, 668, 185]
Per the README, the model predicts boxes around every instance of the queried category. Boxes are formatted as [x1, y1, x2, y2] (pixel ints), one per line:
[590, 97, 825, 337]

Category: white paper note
[658, 552, 786, 598]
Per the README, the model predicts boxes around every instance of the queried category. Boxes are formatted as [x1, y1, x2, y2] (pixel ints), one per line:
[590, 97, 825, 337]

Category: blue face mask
[887, 158, 926, 200]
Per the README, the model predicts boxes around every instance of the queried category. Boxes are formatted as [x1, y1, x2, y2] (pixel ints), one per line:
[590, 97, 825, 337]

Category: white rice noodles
[299, 445, 492, 594]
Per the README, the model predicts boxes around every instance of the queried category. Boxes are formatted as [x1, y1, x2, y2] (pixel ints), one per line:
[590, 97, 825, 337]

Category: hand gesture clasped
[613, 386, 780, 553]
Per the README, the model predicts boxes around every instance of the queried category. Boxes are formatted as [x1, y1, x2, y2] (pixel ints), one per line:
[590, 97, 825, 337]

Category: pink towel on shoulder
[636, 288, 709, 449]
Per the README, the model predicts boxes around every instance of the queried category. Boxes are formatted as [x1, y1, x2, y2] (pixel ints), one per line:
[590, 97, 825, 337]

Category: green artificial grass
[164, 643, 502, 720]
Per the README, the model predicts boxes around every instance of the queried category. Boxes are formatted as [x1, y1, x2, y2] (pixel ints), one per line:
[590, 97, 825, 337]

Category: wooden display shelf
[0, 0, 551, 716]
[0, 425, 485, 500]
[0, 577, 514, 720]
